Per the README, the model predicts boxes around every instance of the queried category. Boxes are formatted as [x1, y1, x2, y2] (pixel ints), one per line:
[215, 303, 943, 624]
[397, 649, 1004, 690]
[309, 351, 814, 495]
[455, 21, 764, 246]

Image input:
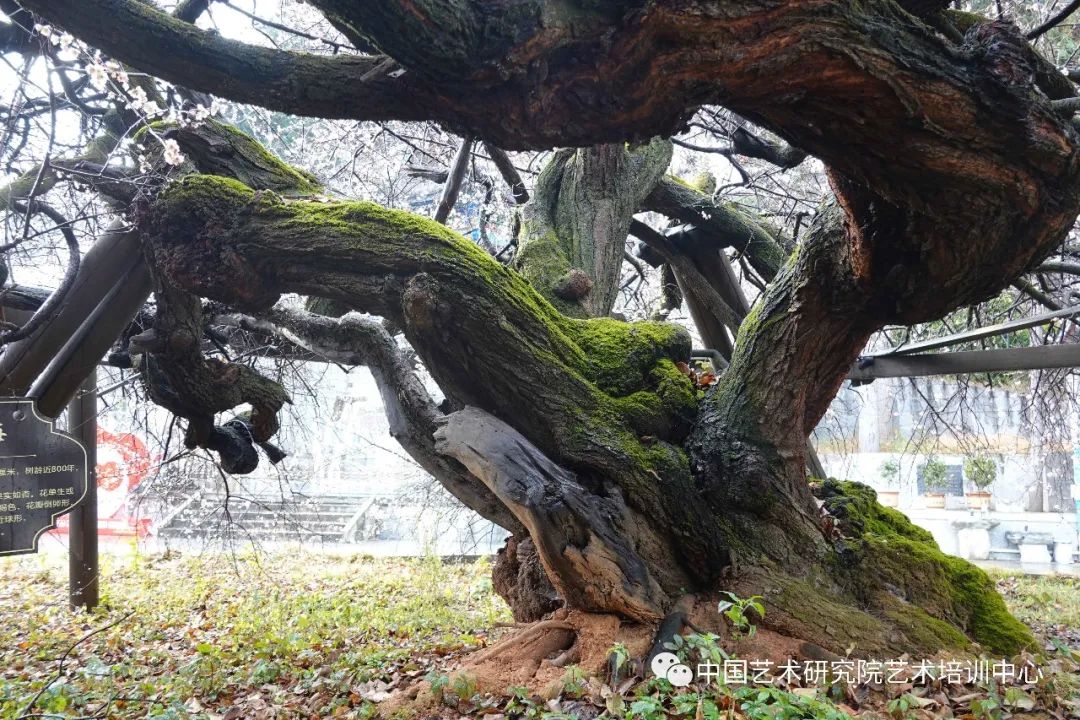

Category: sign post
[0, 399, 88, 557]
[67, 369, 98, 610]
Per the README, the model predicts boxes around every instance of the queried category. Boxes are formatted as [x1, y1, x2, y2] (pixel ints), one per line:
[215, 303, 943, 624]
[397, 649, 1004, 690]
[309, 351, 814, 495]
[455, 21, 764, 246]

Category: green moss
[650, 359, 699, 427]
[151, 174, 254, 234]
[512, 227, 581, 316]
[940, 555, 1035, 656]
[565, 317, 691, 396]
[139, 120, 321, 195]
[816, 480, 934, 543]
[767, 574, 900, 653]
[879, 595, 970, 651]
[943, 8, 985, 32]
[207, 121, 321, 194]
[816, 479, 1035, 656]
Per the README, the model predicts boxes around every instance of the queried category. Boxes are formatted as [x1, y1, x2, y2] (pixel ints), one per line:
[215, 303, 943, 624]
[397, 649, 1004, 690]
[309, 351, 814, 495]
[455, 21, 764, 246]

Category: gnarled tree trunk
[132, 117, 1040, 659]
[27, 0, 1080, 668]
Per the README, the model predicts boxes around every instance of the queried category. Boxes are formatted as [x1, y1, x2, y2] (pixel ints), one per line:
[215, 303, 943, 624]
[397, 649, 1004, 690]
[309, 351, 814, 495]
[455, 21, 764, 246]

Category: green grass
[0, 549, 509, 719]
[990, 571, 1080, 629]
[1, 551, 1078, 720]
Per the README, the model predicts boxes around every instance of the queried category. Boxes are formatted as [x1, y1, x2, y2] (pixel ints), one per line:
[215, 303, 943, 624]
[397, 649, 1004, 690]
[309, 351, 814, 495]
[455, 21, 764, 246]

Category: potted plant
[920, 455, 949, 508]
[963, 455, 996, 510]
[877, 458, 901, 507]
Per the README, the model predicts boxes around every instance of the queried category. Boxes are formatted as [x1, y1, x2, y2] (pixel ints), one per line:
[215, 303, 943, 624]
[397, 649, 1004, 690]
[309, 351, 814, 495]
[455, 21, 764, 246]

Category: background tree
[4, 0, 1080, 673]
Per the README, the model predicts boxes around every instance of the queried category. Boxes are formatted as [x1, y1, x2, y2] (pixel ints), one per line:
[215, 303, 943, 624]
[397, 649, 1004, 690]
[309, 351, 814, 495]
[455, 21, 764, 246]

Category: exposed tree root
[491, 535, 561, 622]
[383, 609, 654, 715]
[381, 595, 890, 718]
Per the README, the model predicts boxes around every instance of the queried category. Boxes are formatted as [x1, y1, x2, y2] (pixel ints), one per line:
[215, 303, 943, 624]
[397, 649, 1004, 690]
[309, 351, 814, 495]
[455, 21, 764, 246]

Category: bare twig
[1028, 0, 1080, 39]
[434, 135, 474, 224]
[16, 612, 135, 719]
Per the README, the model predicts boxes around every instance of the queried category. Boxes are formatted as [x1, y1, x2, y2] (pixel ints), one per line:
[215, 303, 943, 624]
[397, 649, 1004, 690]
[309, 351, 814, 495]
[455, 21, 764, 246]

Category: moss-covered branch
[143, 171, 728, 604]
[130, 120, 323, 473]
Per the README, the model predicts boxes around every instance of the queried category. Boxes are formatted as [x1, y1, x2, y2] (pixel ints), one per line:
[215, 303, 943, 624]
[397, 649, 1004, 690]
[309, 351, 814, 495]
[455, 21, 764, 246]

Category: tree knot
[401, 272, 441, 332]
[553, 268, 593, 301]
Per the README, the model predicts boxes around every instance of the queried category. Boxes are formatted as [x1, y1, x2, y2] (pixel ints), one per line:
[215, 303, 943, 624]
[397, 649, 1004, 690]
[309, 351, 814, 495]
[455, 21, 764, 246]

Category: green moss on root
[816, 480, 1034, 656]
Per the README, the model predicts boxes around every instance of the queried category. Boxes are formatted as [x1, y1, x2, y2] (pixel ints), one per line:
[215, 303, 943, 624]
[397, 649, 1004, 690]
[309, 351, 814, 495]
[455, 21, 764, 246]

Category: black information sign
[0, 398, 87, 556]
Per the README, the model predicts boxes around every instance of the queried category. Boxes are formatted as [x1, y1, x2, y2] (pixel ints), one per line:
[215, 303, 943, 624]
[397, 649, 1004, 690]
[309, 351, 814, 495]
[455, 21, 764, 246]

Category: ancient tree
[8, 0, 1080, 665]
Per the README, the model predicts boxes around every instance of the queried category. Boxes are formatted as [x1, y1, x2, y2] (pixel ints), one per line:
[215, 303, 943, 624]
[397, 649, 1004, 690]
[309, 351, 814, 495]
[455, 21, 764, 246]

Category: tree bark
[435, 406, 668, 622]
[514, 139, 671, 317]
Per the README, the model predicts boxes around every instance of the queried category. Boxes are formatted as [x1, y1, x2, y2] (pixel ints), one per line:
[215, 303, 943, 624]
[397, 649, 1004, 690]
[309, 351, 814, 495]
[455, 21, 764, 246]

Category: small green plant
[717, 591, 765, 639]
[880, 458, 900, 488]
[663, 629, 729, 679]
[504, 685, 543, 719]
[734, 685, 850, 720]
[629, 694, 666, 718]
[559, 665, 587, 698]
[607, 641, 630, 678]
[920, 455, 949, 492]
[971, 680, 1004, 720]
[964, 455, 997, 490]
[426, 670, 450, 701]
[450, 673, 478, 701]
[886, 692, 921, 719]
[682, 631, 728, 667]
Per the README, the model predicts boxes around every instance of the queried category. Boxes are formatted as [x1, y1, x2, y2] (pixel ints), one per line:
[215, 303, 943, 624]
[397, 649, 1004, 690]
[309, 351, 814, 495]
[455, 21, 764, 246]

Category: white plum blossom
[33, 23, 53, 41]
[126, 86, 149, 111]
[87, 63, 109, 90]
[161, 139, 185, 167]
[193, 104, 212, 122]
[125, 85, 164, 118]
[56, 32, 78, 61]
[105, 61, 128, 87]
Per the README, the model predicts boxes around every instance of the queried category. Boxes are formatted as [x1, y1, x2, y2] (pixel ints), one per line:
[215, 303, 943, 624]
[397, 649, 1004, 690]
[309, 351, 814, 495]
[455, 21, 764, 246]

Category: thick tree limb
[18, 0, 430, 125]
[260, 307, 523, 534]
[730, 127, 808, 170]
[1012, 277, 1062, 311]
[0, 284, 49, 313]
[30, 0, 1074, 157]
[434, 406, 666, 621]
[434, 136, 473, 224]
[1036, 260, 1080, 275]
[484, 142, 529, 204]
[122, 120, 328, 471]
[642, 177, 787, 281]
[628, 220, 742, 336]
